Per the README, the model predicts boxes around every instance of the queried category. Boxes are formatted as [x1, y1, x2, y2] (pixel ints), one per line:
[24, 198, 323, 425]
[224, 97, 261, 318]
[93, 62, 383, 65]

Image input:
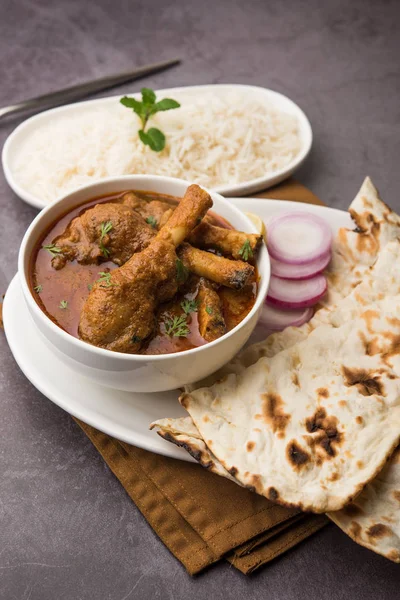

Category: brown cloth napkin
[75, 179, 329, 575]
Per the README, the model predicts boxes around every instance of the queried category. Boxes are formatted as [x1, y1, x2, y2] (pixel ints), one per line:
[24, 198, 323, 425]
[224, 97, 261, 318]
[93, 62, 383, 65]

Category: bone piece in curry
[178, 243, 255, 290]
[78, 185, 213, 353]
[196, 278, 226, 342]
[189, 222, 262, 260]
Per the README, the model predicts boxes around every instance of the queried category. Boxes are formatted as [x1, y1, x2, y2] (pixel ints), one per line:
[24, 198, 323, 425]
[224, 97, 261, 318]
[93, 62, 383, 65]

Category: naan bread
[152, 416, 400, 562]
[325, 175, 400, 305]
[152, 179, 400, 557]
[329, 446, 400, 563]
[150, 416, 239, 483]
[179, 290, 400, 512]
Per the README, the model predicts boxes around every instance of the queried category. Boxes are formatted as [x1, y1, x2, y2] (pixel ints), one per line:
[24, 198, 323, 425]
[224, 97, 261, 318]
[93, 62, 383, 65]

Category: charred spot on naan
[316, 387, 329, 399]
[292, 372, 300, 387]
[381, 331, 400, 364]
[261, 393, 291, 435]
[360, 309, 380, 333]
[342, 503, 364, 518]
[246, 441, 255, 452]
[342, 366, 385, 397]
[392, 491, 400, 504]
[304, 408, 343, 459]
[355, 416, 364, 425]
[286, 440, 311, 471]
[229, 466, 238, 477]
[387, 550, 400, 563]
[249, 474, 264, 494]
[349, 521, 362, 541]
[268, 487, 280, 502]
[359, 331, 380, 356]
[179, 393, 190, 410]
[157, 430, 215, 470]
[349, 209, 381, 255]
[366, 523, 393, 540]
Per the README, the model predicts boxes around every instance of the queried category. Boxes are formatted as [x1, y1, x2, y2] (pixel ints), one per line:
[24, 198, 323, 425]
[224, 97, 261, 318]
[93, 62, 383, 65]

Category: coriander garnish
[87, 283, 93, 291]
[43, 244, 62, 257]
[205, 306, 213, 315]
[97, 272, 114, 288]
[120, 88, 180, 152]
[164, 314, 190, 338]
[181, 299, 198, 314]
[59, 300, 68, 309]
[34, 284, 43, 294]
[176, 258, 189, 284]
[145, 215, 158, 229]
[99, 221, 112, 258]
[131, 335, 142, 344]
[238, 239, 253, 261]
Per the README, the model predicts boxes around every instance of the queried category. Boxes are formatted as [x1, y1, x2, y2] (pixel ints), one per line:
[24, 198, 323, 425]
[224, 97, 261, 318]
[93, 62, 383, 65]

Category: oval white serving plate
[2, 198, 351, 460]
[2, 84, 313, 210]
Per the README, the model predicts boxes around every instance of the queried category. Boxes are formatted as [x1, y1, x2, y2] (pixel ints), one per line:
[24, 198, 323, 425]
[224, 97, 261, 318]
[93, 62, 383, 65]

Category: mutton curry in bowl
[19, 175, 269, 392]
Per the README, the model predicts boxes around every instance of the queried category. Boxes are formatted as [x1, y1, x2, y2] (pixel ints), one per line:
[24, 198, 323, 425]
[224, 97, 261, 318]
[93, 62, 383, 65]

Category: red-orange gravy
[30, 190, 257, 355]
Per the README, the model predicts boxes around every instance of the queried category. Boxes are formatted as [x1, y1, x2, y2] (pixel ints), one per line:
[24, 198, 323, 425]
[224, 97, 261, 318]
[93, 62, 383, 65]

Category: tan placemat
[75, 178, 328, 575]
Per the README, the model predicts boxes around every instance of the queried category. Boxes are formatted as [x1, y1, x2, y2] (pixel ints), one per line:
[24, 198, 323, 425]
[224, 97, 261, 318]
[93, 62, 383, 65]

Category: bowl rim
[2, 83, 312, 210]
[18, 174, 270, 362]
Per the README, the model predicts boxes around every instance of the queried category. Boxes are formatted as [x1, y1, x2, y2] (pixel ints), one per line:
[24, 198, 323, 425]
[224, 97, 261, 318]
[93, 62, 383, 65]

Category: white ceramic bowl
[2, 84, 312, 210]
[18, 175, 270, 392]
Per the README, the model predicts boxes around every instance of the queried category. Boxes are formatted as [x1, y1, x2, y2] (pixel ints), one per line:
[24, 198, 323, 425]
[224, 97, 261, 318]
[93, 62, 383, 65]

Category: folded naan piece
[152, 414, 400, 562]
[178, 284, 400, 512]
[329, 446, 400, 563]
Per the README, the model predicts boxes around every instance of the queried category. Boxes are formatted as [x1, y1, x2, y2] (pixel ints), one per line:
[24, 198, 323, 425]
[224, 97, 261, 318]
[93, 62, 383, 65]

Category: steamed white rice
[13, 90, 302, 203]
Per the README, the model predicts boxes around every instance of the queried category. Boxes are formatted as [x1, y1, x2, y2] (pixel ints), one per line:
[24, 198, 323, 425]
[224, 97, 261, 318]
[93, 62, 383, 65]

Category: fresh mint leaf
[120, 96, 143, 114]
[139, 128, 166, 152]
[120, 88, 180, 152]
[154, 98, 181, 112]
[141, 87, 156, 105]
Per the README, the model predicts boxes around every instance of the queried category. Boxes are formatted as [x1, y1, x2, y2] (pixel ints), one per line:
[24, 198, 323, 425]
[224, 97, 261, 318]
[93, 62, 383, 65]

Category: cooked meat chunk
[178, 243, 255, 290]
[137, 200, 175, 229]
[78, 185, 213, 353]
[197, 278, 226, 342]
[189, 222, 262, 260]
[51, 202, 154, 269]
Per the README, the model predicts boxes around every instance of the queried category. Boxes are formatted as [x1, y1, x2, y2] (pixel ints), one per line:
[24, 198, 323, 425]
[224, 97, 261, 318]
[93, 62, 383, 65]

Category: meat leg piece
[178, 243, 255, 290]
[78, 185, 212, 353]
[197, 278, 226, 342]
[50, 199, 154, 269]
[189, 222, 262, 260]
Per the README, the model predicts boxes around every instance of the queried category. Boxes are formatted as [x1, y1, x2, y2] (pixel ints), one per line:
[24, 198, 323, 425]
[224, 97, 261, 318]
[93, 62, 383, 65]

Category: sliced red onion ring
[259, 304, 313, 331]
[267, 212, 332, 265]
[267, 274, 327, 309]
[270, 252, 331, 280]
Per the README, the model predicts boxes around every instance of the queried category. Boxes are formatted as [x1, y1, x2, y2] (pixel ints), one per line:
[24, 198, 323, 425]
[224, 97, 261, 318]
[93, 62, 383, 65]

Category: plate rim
[2, 274, 193, 461]
[2, 83, 312, 210]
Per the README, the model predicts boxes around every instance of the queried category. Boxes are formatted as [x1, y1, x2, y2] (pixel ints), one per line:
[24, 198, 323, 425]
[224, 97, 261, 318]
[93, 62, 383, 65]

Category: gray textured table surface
[1, 1, 400, 598]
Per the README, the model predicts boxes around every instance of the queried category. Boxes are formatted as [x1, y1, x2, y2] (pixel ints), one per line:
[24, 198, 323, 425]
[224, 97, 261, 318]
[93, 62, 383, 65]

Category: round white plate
[2, 198, 352, 459]
[2, 84, 312, 210]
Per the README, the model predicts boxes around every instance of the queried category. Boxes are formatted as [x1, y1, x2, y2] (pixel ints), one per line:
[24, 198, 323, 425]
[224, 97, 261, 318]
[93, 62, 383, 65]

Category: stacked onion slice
[260, 211, 332, 331]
